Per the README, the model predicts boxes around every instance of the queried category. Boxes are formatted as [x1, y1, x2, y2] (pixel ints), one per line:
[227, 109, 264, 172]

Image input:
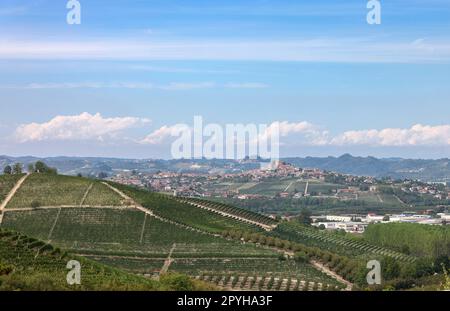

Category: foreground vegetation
[0, 228, 214, 291]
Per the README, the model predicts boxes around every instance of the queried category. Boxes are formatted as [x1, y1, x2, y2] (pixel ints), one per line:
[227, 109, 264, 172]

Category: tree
[98, 172, 108, 179]
[3, 165, 12, 175]
[12, 163, 23, 175]
[27, 163, 35, 173]
[33, 161, 57, 174]
[297, 208, 312, 225]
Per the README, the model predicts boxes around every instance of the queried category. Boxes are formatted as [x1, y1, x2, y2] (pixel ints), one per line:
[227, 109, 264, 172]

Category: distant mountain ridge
[1, 154, 449, 182]
[284, 154, 450, 182]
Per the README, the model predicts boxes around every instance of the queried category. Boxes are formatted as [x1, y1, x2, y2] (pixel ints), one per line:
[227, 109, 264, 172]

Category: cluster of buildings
[312, 212, 450, 233]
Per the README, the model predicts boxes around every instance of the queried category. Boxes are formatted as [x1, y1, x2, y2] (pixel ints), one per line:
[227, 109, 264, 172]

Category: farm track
[0, 174, 30, 224]
[47, 207, 62, 242]
[78, 254, 279, 260]
[377, 194, 384, 203]
[311, 260, 352, 291]
[79, 183, 93, 206]
[160, 243, 176, 274]
[179, 200, 277, 231]
[102, 182, 221, 238]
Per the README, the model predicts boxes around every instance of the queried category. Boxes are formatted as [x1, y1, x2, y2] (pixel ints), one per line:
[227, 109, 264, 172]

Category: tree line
[3, 161, 57, 175]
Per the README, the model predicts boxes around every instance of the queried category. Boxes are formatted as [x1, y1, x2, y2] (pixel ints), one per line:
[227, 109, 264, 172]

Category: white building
[326, 215, 353, 222]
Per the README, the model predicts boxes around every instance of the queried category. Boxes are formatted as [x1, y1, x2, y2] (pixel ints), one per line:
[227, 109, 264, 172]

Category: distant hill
[284, 154, 450, 182]
[1, 154, 449, 181]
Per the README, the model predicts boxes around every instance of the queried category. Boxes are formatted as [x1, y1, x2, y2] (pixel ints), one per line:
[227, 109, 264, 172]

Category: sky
[0, 0, 449, 159]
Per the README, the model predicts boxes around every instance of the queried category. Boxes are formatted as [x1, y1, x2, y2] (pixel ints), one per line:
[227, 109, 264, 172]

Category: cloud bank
[15, 112, 150, 143]
[13, 114, 450, 149]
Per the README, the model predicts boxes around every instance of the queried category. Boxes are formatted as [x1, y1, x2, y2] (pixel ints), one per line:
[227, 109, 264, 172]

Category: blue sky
[0, 0, 449, 159]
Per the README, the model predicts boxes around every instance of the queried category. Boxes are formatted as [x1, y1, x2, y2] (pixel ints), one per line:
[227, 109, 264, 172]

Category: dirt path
[79, 183, 93, 206]
[283, 180, 295, 192]
[311, 260, 353, 291]
[0, 174, 30, 224]
[4, 205, 135, 212]
[180, 200, 276, 231]
[304, 181, 309, 196]
[139, 214, 147, 244]
[160, 243, 176, 274]
[377, 194, 384, 203]
[47, 207, 62, 242]
[102, 182, 221, 237]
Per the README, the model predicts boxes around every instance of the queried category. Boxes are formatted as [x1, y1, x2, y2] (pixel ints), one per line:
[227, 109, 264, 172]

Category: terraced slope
[108, 183, 264, 234]
[0, 174, 25, 203]
[0, 174, 355, 290]
[0, 228, 212, 291]
[271, 222, 416, 262]
[6, 174, 123, 209]
[177, 197, 278, 230]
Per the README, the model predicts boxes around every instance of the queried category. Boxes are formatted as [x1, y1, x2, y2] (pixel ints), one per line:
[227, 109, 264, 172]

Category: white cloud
[1, 38, 450, 63]
[15, 112, 150, 143]
[140, 124, 189, 145]
[139, 121, 450, 148]
[331, 124, 450, 146]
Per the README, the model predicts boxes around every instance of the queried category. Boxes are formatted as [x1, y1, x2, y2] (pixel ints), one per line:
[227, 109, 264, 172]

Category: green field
[2, 207, 275, 259]
[271, 222, 415, 262]
[83, 182, 124, 206]
[0, 228, 211, 291]
[4, 173, 438, 291]
[110, 183, 263, 233]
[6, 174, 91, 208]
[0, 174, 24, 203]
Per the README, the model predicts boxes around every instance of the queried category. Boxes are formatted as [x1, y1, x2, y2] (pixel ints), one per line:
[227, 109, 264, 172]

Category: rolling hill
[0, 172, 446, 291]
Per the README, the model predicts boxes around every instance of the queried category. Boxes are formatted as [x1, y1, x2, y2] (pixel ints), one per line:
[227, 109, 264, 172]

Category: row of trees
[3, 161, 57, 175]
[221, 228, 446, 290]
[364, 222, 450, 259]
[3, 163, 23, 175]
[221, 229, 366, 287]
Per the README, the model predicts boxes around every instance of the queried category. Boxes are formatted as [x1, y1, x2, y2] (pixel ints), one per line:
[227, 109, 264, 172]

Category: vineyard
[0, 174, 389, 291]
[194, 274, 343, 291]
[108, 183, 263, 234]
[272, 222, 415, 262]
[177, 197, 278, 227]
[0, 228, 212, 291]
[0, 174, 24, 203]
[6, 174, 91, 208]
[82, 182, 125, 206]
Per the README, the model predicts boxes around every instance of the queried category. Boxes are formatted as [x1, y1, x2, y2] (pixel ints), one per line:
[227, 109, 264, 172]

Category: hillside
[284, 154, 450, 182]
[0, 228, 212, 291]
[0, 173, 346, 291]
[0, 172, 446, 291]
[2, 154, 449, 181]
